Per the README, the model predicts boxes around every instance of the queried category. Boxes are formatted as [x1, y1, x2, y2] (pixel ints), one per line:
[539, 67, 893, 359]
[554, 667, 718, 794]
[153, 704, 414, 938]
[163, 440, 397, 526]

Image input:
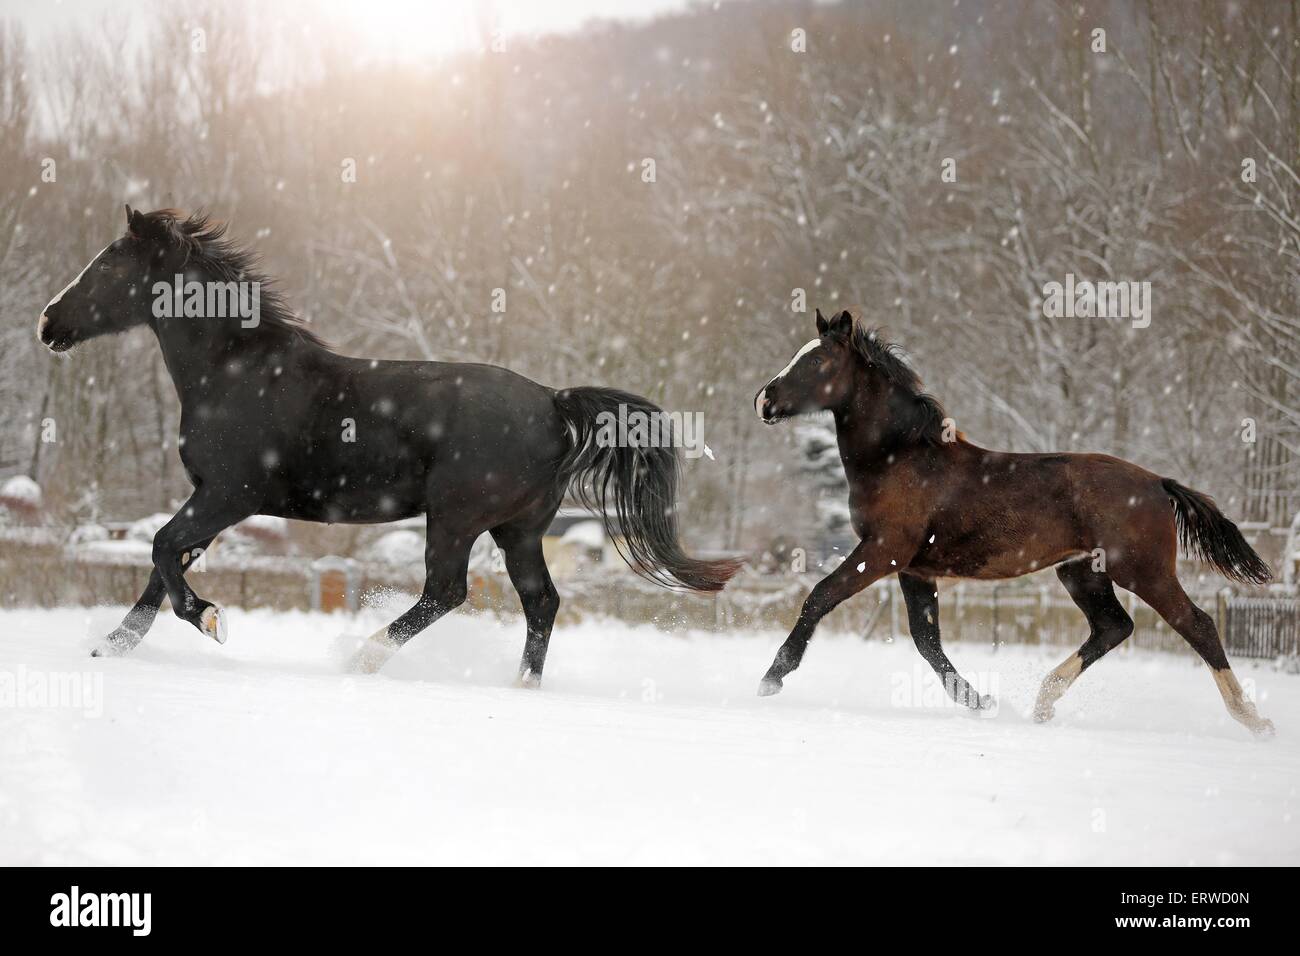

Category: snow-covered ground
[1, 602, 1297, 865]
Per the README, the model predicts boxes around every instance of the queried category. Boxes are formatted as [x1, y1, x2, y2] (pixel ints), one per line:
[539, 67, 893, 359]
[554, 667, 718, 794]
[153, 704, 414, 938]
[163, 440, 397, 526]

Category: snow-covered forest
[0, 0, 1297, 557]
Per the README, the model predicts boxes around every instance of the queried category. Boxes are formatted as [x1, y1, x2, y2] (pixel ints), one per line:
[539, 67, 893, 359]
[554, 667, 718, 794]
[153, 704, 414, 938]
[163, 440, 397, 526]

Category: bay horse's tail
[1161, 478, 1271, 586]
[553, 386, 741, 592]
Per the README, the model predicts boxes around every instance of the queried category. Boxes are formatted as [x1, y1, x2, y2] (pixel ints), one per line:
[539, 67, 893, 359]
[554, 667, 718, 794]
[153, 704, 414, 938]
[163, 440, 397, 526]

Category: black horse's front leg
[92, 568, 166, 657]
[151, 490, 254, 644]
[897, 572, 993, 711]
[759, 542, 890, 696]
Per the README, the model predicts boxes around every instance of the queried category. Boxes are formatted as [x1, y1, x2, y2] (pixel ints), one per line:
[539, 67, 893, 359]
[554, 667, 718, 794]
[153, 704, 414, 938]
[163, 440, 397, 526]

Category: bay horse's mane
[139, 208, 335, 352]
[847, 318, 947, 446]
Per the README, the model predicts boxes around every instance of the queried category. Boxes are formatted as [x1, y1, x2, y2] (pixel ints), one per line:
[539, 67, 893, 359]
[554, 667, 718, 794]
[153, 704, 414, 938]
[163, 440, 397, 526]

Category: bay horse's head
[754, 308, 861, 423]
[754, 308, 946, 444]
[37, 205, 192, 352]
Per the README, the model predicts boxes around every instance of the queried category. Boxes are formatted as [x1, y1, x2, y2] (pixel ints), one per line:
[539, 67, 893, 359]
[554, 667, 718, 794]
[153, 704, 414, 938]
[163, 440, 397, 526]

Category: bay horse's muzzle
[754, 384, 777, 423]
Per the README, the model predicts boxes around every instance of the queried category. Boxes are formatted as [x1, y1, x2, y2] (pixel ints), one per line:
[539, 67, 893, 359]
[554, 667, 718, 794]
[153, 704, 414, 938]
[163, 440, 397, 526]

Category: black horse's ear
[830, 309, 853, 336]
[815, 308, 828, 335]
[126, 204, 146, 238]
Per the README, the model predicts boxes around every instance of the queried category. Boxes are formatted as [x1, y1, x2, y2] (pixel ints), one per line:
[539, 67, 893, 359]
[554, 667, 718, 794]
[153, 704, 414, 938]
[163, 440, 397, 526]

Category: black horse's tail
[553, 386, 741, 592]
[1162, 478, 1272, 586]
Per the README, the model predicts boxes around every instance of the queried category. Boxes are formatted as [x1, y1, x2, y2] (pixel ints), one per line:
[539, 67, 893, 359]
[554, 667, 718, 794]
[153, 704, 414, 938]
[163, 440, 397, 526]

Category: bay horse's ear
[830, 309, 854, 337]
[815, 308, 829, 335]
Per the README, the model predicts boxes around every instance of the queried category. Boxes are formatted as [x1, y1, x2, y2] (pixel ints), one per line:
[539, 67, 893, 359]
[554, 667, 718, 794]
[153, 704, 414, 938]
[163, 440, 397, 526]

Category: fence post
[991, 585, 1000, 652]
[1039, 585, 1049, 645]
[1215, 588, 1230, 647]
[953, 583, 963, 643]
[888, 579, 900, 640]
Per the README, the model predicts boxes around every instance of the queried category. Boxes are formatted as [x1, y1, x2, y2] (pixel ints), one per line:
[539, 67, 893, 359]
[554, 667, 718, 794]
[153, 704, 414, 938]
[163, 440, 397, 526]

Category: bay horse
[754, 308, 1274, 737]
[37, 206, 738, 682]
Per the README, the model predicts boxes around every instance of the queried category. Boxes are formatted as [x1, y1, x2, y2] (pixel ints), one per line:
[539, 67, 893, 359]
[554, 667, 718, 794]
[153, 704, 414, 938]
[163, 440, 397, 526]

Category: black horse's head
[754, 308, 860, 423]
[37, 205, 189, 352]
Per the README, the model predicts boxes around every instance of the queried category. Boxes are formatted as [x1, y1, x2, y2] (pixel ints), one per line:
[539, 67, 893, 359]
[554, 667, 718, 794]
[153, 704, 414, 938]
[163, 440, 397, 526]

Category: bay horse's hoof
[199, 605, 227, 645]
[757, 677, 784, 697]
[1250, 717, 1276, 739]
[515, 670, 543, 690]
[90, 626, 142, 658]
[1032, 703, 1055, 723]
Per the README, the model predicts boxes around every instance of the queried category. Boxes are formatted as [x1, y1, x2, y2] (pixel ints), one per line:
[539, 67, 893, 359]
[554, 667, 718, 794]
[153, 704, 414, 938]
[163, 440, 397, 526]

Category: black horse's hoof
[757, 677, 784, 697]
[91, 627, 142, 658]
[198, 604, 228, 645]
[515, 672, 543, 690]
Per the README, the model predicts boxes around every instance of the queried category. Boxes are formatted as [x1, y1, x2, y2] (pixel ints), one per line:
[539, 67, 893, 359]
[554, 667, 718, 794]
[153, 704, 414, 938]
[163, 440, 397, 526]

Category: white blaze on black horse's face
[37, 204, 175, 353]
[754, 308, 857, 423]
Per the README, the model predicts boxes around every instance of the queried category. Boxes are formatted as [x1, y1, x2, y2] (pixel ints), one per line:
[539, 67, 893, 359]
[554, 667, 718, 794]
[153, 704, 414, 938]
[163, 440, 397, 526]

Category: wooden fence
[1, 538, 1297, 660]
[1222, 597, 1300, 659]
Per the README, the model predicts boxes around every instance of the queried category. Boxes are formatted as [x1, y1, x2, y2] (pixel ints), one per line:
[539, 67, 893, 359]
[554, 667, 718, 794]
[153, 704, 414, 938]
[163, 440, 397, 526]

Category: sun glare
[304, 0, 682, 61]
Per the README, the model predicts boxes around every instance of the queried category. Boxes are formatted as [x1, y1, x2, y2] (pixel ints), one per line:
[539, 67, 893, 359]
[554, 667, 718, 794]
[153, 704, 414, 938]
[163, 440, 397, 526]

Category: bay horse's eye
[97, 261, 113, 272]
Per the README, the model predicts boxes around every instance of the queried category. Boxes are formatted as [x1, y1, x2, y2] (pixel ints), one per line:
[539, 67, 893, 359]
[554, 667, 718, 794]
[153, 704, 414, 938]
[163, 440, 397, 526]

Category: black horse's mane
[847, 319, 947, 445]
[140, 208, 335, 352]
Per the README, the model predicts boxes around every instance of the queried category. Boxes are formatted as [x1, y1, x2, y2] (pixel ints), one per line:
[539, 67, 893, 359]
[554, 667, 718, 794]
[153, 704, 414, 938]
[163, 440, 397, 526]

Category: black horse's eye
[98, 261, 113, 272]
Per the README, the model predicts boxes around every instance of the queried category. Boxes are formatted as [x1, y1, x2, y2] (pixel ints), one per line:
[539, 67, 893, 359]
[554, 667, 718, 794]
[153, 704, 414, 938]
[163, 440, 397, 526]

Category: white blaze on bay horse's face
[754, 339, 820, 423]
[754, 308, 857, 423]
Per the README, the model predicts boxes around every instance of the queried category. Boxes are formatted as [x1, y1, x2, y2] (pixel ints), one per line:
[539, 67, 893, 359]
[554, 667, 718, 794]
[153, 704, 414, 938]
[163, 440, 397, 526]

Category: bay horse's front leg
[151, 490, 255, 644]
[897, 572, 993, 711]
[758, 542, 893, 696]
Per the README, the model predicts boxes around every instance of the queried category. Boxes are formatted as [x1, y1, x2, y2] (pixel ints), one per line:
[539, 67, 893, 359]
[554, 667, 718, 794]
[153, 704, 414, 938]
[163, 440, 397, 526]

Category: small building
[543, 507, 624, 578]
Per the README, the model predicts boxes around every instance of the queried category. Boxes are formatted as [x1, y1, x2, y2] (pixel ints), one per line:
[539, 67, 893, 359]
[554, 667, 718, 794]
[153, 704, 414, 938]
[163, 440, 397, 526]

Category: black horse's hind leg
[898, 572, 992, 710]
[91, 533, 219, 657]
[491, 529, 560, 689]
[1034, 559, 1134, 722]
[349, 521, 475, 674]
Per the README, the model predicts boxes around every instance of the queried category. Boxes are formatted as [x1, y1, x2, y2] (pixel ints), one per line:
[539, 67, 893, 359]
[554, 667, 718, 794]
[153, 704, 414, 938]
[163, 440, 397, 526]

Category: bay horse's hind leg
[490, 523, 560, 689]
[349, 521, 475, 674]
[898, 573, 992, 710]
[1127, 574, 1274, 737]
[1034, 559, 1133, 722]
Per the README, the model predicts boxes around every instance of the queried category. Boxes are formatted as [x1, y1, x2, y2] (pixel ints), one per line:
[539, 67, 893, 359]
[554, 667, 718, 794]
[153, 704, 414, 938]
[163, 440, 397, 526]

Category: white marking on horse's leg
[37, 244, 110, 344]
[1212, 668, 1274, 737]
[1033, 652, 1083, 722]
[349, 625, 399, 674]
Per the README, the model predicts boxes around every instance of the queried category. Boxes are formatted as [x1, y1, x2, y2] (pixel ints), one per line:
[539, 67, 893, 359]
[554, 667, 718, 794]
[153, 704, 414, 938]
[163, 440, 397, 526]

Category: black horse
[753, 308, 1274, 736]
[38, 206, 737, 682]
